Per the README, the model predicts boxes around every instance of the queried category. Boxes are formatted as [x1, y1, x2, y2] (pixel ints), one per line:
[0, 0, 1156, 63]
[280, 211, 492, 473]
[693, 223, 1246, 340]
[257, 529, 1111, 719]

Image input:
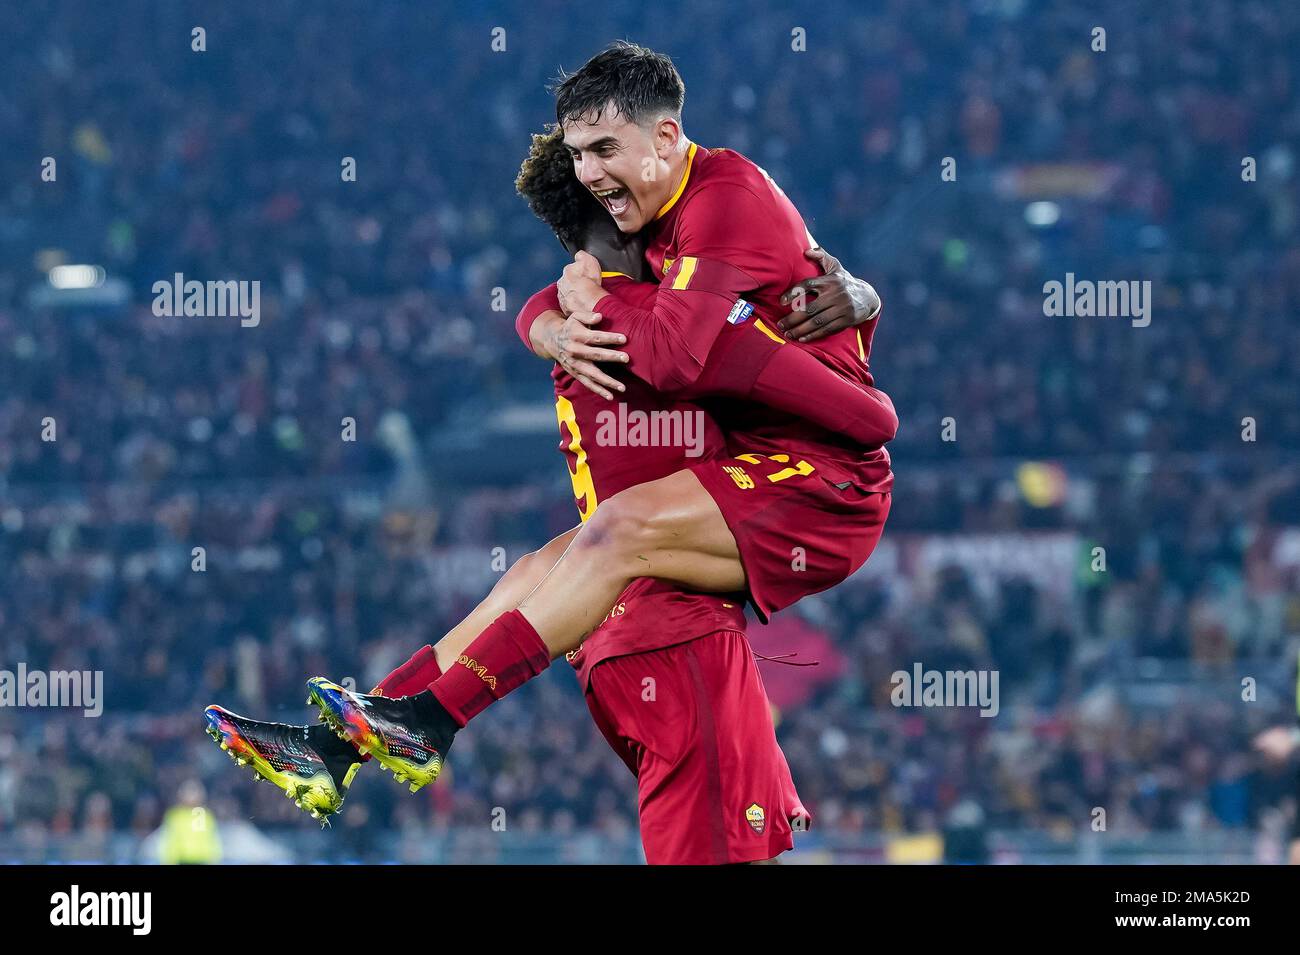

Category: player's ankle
[411, 689, 463, 733]
[306, 721, 366, 764]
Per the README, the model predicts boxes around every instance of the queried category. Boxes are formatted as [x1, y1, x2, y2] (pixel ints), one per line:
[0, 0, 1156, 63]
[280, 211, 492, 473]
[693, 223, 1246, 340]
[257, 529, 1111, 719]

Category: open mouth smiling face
[562, 110, 664, 232]
[591, 185, 632, 218]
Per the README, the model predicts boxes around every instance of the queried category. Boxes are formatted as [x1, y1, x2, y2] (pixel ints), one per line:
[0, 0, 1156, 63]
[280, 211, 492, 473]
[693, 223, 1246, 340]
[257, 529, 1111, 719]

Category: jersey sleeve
[593, 181, 789, 392]
[516, 283, 563, 351]
[520, 246, 898, 448]
[751, 340, 898, 447]
[515, 276, 660, 354]
[599, 277, 897, 448]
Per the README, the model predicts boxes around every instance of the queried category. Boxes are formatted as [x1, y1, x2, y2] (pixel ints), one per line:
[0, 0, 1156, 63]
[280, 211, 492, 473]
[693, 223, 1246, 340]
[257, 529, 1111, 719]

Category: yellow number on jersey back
[555, 396, 599, 521]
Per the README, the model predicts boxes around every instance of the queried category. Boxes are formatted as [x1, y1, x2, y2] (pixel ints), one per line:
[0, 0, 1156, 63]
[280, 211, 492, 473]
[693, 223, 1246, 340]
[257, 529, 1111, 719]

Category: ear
[652, 116, 682, 159]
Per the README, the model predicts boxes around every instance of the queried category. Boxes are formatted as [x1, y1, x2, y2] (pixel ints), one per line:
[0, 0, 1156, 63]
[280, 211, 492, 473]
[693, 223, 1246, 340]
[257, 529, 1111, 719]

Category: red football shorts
[584, 629, 808, 865]
[689, 450, 890, 622]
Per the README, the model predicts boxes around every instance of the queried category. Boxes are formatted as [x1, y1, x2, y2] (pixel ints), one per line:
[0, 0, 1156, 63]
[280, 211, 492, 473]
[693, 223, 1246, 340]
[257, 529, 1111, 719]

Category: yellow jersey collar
[654, 143, 698, 221]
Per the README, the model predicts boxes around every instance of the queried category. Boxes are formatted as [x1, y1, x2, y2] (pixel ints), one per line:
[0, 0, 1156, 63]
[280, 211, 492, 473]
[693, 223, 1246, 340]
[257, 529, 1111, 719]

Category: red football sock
[372, 644, 443, 697]
[429, 610, 551, 726]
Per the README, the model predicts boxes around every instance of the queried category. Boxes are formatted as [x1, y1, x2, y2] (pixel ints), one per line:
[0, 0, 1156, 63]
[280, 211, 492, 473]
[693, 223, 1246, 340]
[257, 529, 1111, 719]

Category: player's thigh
[585, 469, 745, 588]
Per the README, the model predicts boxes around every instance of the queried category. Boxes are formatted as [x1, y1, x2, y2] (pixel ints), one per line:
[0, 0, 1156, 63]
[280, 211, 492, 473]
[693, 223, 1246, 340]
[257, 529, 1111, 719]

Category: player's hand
[557, 251, 606, 316]
[541, 309, 628, 400]
[777, 248, 882, 343]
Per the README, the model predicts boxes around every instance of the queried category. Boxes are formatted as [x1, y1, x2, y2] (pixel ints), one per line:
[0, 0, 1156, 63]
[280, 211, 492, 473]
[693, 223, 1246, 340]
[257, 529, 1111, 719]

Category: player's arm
[513, 210, 653, 398]
[779, 247, 882, 343]
[517, 275, 895, 444]
[557, 182, 774, 392]
[516, 283, 629, 400]
[560, 183, 881, 386]
[701, 320, 899, 447]
[553, 265, 897, 446]
[556, 182, 898, 443]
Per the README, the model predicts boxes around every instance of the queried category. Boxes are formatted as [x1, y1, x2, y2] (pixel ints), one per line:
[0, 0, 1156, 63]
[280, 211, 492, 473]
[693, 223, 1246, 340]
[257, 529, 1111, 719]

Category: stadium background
[1, 0, 1298, 863]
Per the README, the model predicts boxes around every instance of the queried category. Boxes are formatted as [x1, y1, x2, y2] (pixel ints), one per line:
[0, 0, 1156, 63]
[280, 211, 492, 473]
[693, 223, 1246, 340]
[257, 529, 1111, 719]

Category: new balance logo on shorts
[723, 465, 754, 489]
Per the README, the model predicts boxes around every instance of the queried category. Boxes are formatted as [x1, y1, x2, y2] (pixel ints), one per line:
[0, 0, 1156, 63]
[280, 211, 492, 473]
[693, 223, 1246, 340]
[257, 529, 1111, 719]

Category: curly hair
[515, 127, 602, 250]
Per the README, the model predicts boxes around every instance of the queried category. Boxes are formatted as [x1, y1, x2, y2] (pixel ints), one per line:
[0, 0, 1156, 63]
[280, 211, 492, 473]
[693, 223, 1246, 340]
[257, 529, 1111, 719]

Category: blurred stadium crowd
[1, 0, 1298, 861]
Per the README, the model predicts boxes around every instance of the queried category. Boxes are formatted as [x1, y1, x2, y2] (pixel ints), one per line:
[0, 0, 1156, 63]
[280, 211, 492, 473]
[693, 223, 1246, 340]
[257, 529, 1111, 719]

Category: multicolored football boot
[306, 677, 456, 793]
[203, 705, 361, 825]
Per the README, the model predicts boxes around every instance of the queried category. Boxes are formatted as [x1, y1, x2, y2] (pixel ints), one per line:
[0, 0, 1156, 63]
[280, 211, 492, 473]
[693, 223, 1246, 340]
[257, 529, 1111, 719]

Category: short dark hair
[552, 41, 685, 128]
[515, 127, 602, 249]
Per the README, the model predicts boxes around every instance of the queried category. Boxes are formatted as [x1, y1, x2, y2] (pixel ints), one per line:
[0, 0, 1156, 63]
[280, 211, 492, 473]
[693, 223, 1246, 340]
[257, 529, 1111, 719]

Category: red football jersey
[513, 145, 899, 678]
[595, 144, 894, 494]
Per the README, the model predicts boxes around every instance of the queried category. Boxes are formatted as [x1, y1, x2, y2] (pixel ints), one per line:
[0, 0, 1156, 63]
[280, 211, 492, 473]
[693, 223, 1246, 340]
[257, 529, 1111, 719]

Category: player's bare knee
[573, 494, 662, 567]
[505, 548, 539, 583]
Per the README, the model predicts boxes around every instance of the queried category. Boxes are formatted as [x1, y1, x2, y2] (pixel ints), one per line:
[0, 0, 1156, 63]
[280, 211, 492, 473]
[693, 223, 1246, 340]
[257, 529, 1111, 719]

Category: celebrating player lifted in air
[205, 42, 895, 863]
